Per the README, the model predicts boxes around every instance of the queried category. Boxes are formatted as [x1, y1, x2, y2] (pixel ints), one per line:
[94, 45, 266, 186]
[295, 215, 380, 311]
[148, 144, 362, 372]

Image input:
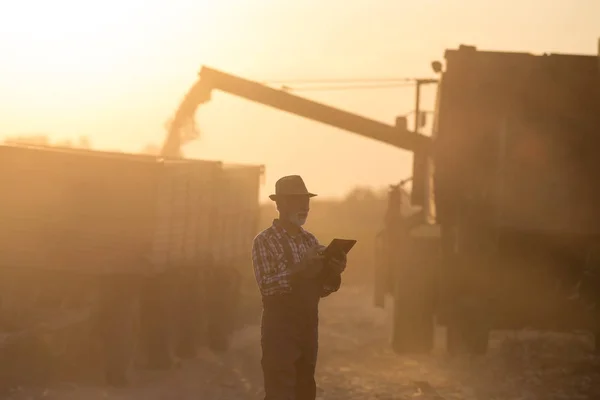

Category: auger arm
[161, 66, 432, 158]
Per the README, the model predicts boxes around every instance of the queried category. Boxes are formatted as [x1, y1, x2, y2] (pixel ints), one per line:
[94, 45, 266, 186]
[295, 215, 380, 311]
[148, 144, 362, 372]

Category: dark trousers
[261, 297, 319, 400]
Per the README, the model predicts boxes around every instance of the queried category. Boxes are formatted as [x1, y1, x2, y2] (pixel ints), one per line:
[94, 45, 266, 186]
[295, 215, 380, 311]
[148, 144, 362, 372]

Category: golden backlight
[1, 0, 597, 200]
[1, 1, 240, 90]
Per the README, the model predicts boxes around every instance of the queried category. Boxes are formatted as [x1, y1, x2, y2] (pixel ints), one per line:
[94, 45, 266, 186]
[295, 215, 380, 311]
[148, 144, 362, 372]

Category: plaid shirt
[252, 219, 341, 297]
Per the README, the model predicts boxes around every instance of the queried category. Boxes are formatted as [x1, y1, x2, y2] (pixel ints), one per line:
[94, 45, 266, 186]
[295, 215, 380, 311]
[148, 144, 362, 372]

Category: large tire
[444, 217, 494, 356]
[98, 276, 141, 386]
[205, 266, 239, 353]
[174, 267, 202, 359]
[139, 273, 175, 370]
[390, 254, 436, 354]
[390, 287, 435, 354]
[445, 255, 491, 356]
[446, 307, 490, 356]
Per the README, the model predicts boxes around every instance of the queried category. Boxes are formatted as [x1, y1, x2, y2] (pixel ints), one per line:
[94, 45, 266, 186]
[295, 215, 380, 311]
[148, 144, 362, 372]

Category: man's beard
[289, 212, 308, 227]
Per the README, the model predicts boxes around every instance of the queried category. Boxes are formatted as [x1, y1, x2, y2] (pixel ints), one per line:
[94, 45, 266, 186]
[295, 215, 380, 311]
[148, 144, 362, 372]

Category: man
[252, 175, 347, 400]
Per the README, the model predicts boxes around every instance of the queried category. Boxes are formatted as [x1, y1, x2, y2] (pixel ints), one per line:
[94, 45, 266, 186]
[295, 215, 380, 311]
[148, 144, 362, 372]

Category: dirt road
[7, 286, 600, 399]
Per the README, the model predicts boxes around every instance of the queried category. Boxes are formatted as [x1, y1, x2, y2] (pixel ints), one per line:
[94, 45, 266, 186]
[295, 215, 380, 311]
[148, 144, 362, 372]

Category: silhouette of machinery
[163, 39, 600, 355]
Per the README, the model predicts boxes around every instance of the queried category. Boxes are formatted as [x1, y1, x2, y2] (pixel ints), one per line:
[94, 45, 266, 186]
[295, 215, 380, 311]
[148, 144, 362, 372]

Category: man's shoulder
[254, 225, 277, 244]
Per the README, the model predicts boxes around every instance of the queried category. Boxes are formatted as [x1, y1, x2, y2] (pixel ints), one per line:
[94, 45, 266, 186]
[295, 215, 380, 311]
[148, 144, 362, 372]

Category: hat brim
[269, 193, 317, 201]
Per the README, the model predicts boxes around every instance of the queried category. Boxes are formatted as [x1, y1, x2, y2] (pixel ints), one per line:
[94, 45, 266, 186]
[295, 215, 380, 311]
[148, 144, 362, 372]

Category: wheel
[390, 281, 435, 354]
[98, 276, 142, 385]
[139, 273, 175, 370]
[203, 266, 239, 353]
[444, 217, 494, 356]
[444, 261, 491, 356]
[390, 237, 437, 354]
[174, 267, 201, 359]
[446, 310, 490, 356]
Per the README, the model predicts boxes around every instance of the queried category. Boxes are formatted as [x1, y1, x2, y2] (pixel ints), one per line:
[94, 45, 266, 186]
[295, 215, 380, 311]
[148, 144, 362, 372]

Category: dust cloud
[1, 32, 600, 400]
[5, 288, 600, 400]
[2, 180, 599, 399]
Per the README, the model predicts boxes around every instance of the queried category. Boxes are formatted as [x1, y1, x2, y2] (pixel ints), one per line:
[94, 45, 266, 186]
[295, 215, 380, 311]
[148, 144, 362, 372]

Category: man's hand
[297, 244, 326, 279]
[327, 251, 347, 275]
[303, 244, 327, 264]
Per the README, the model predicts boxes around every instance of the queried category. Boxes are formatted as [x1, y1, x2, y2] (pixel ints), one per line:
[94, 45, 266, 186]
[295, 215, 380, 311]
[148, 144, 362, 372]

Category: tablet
[323, 238, 357, 258]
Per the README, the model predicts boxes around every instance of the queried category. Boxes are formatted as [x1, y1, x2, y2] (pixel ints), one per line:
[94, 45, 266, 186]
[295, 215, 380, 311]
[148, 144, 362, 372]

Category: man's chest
[275, 234, 312, 263]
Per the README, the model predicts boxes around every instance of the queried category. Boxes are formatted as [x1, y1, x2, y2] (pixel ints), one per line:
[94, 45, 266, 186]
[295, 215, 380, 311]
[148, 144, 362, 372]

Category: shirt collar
[272, 218, 306, 239]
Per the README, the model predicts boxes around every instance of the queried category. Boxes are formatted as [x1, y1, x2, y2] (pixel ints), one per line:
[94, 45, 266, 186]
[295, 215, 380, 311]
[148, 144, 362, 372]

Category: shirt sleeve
[252, 235, 293, 295]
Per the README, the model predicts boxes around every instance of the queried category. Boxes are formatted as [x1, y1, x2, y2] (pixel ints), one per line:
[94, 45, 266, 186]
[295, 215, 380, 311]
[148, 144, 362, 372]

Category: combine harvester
[165, 37, 600, 356]
[380, 40, 600, 355]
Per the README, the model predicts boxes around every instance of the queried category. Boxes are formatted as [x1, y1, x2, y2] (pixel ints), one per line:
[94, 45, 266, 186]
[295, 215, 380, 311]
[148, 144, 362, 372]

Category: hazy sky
[1, 0, 598, 200]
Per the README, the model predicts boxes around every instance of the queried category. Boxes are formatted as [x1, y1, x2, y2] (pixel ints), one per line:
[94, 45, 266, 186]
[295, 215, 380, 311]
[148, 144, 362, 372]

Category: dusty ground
[6, 286, 600, 400]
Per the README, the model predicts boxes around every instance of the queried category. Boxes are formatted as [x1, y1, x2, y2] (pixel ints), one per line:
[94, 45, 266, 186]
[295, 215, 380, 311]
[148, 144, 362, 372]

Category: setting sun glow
[1, 0, 598, 199]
